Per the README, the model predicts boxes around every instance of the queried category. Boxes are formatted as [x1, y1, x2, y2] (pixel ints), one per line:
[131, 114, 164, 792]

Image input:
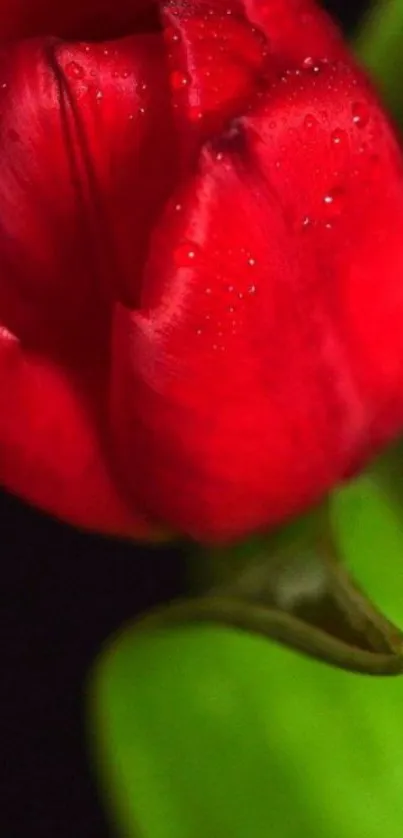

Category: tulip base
[139, 501, 403, 676]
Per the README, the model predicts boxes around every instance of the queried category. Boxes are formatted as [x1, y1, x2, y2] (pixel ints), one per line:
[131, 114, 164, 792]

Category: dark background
[3, 3, 371, 837]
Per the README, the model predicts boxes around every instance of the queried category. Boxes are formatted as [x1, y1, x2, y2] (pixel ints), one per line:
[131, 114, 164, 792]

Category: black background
[3, 3, 371, 837]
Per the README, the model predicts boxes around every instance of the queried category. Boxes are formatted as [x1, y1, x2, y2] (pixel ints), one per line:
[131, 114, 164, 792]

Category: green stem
[140, 502, 403, 676]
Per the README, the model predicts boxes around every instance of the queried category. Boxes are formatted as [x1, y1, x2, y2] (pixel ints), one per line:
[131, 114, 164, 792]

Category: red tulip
[1, 0, 403, 545]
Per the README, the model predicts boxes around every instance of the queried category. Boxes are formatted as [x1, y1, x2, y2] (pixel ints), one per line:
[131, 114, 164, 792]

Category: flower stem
[140, 502, 403, 675]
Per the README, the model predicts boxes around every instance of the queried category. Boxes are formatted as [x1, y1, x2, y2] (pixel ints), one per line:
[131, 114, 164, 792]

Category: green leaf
[90, 472, 403, 838]
[333, 468, 403, 626]
[356, 0, 403, 119]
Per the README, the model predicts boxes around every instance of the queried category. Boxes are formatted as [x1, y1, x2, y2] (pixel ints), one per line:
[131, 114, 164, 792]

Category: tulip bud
[1, 1, 403, 544]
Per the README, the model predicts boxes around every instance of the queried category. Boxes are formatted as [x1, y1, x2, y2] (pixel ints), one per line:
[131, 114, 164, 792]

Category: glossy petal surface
[2, 1, 403, 542]
[111, 56, 403, 542]
[0, 332, 147, 534]
[0, 33, 174, 535]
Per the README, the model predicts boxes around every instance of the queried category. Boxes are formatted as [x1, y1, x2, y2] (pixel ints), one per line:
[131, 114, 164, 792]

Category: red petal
[0, 327, 152, 536]
[3, 2, 403, 544]
[163, 1, 269, 142]
[0, 35, 175, 355]
[243, 60, 403, 451]
[161, 0, 347, 146]
[0, 34, 175, 535]
[244, 0, 347, 65]
[110, 147, 355, 543]
[111, 60, 403, 544]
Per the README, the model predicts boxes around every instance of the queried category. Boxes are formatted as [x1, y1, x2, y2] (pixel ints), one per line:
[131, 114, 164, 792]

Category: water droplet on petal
[170, 70, 190, 90]
[164, 26, 180, 44]
[322, 186, 345, 219]
[301, 216, 313, 230]
[247, 256, 257, 267]
[331, 128, 348, 146]
[302, 56, 321, 73]
[174, 242, 200, 267]
[66, 61, 85, 80]
[352, 101, 370, 129]
[304, 113, 318, 130]
[189, 106, 203, 122]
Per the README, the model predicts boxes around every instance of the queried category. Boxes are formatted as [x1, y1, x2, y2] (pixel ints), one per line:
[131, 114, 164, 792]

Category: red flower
[1, 0, 403, 544]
